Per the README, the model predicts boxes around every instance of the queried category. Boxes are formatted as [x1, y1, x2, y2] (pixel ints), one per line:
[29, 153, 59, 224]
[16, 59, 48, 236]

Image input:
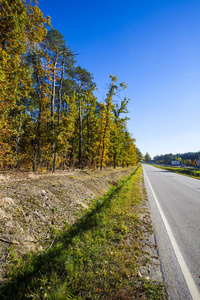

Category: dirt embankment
[0, 167, 136, 282]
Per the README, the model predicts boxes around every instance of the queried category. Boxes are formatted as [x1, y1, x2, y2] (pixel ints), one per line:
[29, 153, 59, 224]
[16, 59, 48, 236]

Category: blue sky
[37, 0, 200, 158]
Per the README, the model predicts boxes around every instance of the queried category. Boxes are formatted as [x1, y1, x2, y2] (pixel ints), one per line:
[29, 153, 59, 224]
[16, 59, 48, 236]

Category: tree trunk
[53, 57, 65, 172]
[79, 96, 82, 169]
[35, 73, 43, 171]
[15, 114, 21, 168]
[100, 104, 110, 170]
[58, 57, 64, 126]
[113, 151, 116, 169]
[52, 54, 58, 173]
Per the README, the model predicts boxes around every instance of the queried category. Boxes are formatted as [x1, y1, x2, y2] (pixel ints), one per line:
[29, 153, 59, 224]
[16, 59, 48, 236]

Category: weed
[41, 168, 47, 174]
[64, 220, 71, 229]
[52, 206, 59, 212]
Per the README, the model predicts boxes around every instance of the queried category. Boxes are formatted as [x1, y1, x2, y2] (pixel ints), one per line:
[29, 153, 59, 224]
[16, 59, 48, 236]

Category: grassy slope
[0, 166, 165, 299]
[152, 164, 200, 179]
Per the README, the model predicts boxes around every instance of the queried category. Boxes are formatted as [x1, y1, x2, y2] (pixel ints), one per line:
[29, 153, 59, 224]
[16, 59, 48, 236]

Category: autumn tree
[144, 152, 151, 162]
[0, 0, 50, 168]
[80, 91, 100, 167]
[45, 29, 76, 172]
[136, 148, 143, 163]
[25, 48, 51, 170]
[109, 97, 130, 168]
[0, 1, 139, 171]
[72, 66, 96, 169]
[97, 76, 127, 170]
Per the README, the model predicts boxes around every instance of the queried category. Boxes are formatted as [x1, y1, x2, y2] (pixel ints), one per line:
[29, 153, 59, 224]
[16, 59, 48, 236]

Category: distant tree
[144, 152, 151, 162]
[177, 157, 182, 163]
[121, 132, 137, 167]
[154, 151, 200, 165]
[163, 154, 173, 165]
[136, 148, 143, 162]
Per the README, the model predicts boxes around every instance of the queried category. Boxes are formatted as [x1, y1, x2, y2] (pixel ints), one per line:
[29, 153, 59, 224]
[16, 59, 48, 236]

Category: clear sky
[37, 0, 200, 158]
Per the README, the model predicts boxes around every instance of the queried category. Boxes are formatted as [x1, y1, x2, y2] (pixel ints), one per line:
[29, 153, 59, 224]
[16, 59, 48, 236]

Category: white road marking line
[143, 167, 200, 300]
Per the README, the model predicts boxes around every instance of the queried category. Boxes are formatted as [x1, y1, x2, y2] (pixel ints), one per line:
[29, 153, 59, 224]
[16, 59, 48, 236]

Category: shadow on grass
[0, 167, 140, 299]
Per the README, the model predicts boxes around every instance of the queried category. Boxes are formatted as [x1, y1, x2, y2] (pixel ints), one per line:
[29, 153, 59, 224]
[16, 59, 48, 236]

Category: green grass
[0, 166, 165, 299]
[152, 164, 200, 179]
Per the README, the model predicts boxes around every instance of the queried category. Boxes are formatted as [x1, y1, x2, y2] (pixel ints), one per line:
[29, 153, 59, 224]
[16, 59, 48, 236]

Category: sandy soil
[0, 166, 163, 287]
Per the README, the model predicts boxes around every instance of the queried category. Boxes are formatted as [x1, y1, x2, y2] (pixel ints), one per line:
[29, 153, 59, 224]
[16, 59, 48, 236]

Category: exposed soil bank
[0, 166, 164, 295]
[0, 167, 136, 282]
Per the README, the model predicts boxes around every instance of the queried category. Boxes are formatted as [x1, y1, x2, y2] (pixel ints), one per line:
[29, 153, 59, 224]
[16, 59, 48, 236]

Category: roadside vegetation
[0, 0, 139, 172]
[0, 166, 165, 299]
[152, 164, 200, 179]
[154, 151, 200, 167]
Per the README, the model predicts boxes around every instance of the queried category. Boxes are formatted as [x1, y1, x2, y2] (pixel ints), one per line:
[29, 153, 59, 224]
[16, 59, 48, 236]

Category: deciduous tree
[144, 152, 151, 162]
[0, 0, 50, 167]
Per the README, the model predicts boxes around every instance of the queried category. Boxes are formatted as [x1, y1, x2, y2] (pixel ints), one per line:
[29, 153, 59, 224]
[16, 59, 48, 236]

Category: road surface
[142, 164, 200, 300]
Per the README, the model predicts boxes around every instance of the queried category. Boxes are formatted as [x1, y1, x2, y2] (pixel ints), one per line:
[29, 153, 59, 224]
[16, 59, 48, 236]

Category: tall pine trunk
[100, 103, 110, 170]
[52, 54, 58, 173]
[53, 56, 64, 172]
[79, 96, 82, 169]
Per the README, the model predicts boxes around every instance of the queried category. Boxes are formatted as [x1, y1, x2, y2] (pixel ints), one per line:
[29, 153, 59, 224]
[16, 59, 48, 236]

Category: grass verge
[152, 164, 200, 179]
[0, 166, 165, 299]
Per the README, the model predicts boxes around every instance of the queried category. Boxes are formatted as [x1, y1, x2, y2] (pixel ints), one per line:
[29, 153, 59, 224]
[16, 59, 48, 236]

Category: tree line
[0, 0, 140, 172]
[154, 152, 200, 166]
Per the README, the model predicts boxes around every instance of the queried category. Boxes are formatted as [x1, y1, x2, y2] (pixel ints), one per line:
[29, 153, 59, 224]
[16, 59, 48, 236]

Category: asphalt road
[142, 164, 200, 300]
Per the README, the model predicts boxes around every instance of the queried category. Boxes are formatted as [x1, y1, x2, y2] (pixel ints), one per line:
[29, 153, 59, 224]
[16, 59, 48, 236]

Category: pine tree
[0, 0, 50, 168]
[45, 29, 75, 171]
[72, 67, 96, 169]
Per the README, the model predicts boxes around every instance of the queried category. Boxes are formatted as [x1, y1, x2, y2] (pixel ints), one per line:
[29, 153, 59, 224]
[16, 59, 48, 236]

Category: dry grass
[0, 166, 165, 299]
